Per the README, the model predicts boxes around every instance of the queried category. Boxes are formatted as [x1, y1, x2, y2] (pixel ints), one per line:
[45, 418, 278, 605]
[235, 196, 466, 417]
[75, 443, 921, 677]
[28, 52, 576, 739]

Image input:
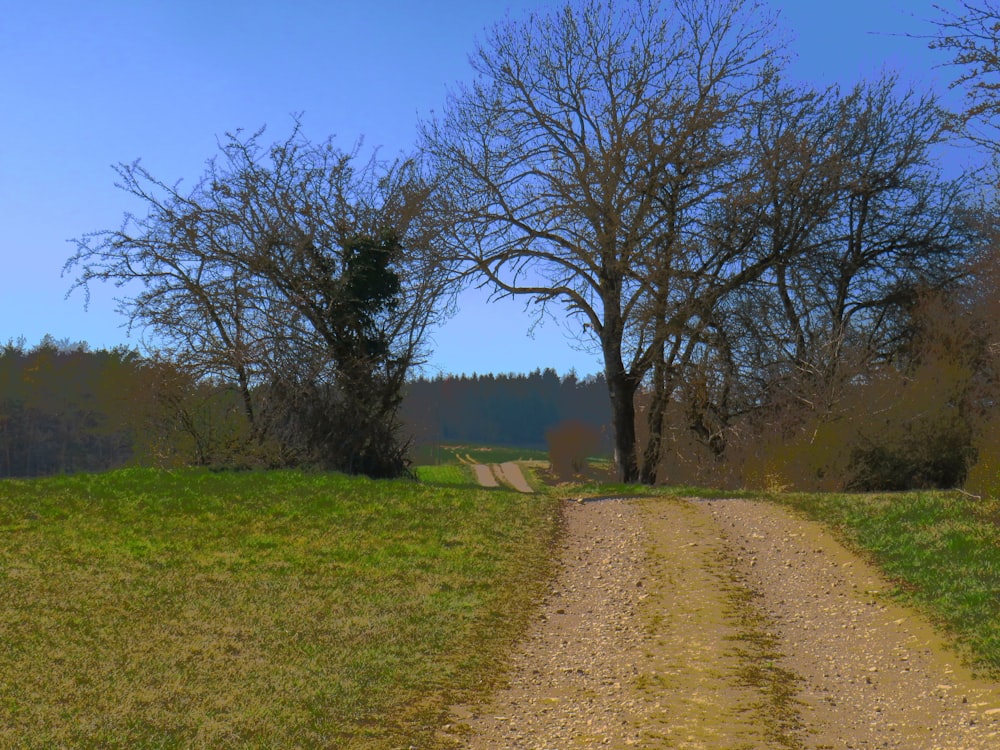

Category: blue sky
[0, 1, 960, 377]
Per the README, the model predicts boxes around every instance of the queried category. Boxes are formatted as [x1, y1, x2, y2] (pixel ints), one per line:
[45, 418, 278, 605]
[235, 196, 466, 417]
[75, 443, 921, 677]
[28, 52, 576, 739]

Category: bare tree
[690, 74, 972, 482]
[67, 120, 453, 476]
[421, 0, 780, 482]
[925, 1, 1000, 158]
[758, 77, 966, 402]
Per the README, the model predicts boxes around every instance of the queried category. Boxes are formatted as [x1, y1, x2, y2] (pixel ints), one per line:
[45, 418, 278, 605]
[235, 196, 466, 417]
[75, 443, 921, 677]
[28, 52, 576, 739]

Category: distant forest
[0, 338, 610, 478]
[0, 338, 141, 477]
[400, 369, 611, 450]
[0, 337, 282, 478]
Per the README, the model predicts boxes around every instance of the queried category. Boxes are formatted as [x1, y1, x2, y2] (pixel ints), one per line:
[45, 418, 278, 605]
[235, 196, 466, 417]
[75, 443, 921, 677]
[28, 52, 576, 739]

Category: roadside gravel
[444, 495, 1000, 748]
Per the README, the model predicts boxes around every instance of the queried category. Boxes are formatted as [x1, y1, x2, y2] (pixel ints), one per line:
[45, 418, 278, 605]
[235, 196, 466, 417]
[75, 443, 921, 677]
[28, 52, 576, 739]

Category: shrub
[546, 420, 602, 480]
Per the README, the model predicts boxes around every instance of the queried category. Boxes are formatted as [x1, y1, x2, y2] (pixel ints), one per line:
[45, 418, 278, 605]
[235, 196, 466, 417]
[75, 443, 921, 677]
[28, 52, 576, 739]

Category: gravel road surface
[443, 494, 1000, 748]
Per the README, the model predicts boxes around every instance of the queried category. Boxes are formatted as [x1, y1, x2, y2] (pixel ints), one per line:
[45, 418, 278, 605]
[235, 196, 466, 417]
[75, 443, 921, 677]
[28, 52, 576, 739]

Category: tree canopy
[421, 0, 972, 483]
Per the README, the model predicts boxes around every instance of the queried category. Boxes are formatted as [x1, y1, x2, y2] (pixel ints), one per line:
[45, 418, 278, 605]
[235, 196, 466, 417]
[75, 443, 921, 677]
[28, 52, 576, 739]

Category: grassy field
[0, 467, 561, 748]
[775, 489, 1000, 678]
[4, 461, 999, 746]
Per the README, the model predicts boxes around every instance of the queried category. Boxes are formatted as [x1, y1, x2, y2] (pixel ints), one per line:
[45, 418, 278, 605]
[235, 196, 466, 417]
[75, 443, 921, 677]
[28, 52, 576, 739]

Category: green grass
[413, 464, 479, 488]
[0, 468, 561, 748]
[775, 489, 1000, 677]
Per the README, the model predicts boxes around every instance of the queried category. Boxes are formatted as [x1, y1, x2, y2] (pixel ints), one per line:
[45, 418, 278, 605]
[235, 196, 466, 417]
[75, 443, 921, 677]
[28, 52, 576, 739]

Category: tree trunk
[639, 354, 669, 485]
[601, 324, 640, 483]
[607, 370, 639, 483]
[235, 365, 257, 437]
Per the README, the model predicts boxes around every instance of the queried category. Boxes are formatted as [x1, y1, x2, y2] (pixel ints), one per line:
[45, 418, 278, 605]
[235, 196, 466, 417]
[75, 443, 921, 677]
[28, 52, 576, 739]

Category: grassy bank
[0, 467, 561, 748]
[776, 489, 1000, 677]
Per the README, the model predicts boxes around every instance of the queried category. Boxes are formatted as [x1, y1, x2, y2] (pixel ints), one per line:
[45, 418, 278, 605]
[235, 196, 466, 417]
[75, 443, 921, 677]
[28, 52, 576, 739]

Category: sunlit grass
[775, 489, 1000, 677]
[0, 468, 561, 748]
[413, 464, 477, 487]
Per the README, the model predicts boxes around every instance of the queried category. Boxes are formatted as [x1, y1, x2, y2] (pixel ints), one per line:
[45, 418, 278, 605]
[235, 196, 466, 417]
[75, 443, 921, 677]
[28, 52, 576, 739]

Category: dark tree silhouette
[400, 369, 611, 452]
[0, 338, 138, 476]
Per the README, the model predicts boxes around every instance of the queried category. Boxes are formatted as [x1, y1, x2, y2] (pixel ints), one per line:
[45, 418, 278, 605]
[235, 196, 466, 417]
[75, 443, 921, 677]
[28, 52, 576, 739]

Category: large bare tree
[421, 0, 780, 482]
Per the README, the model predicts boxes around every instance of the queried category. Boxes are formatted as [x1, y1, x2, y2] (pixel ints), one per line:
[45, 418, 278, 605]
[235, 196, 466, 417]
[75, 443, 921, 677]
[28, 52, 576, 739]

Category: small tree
[546, 420, 602, 481]
[257, 231, 415, 475]
[67, 120, 452, 476]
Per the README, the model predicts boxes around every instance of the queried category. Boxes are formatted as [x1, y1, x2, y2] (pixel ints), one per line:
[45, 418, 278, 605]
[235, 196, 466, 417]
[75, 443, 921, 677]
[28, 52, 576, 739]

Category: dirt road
[443, 496, 1000, 748]
[472, 464, 500, 488]
[472, 463, 534, 493]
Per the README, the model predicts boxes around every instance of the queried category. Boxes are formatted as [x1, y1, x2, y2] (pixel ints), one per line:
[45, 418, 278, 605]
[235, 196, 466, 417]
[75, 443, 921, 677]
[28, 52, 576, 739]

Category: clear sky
[0, 0, 960, 377]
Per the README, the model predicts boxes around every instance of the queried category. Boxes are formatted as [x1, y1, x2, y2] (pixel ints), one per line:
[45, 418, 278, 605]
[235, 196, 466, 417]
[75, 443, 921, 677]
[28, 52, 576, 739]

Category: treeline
[7, 309, 1000, 494]
[400, 370, 611, 450]
[641, 261, 1000, 494]
[0, 337, 261, 477]
[0, 338, 136, 476]
[0, 340, 612, 478]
